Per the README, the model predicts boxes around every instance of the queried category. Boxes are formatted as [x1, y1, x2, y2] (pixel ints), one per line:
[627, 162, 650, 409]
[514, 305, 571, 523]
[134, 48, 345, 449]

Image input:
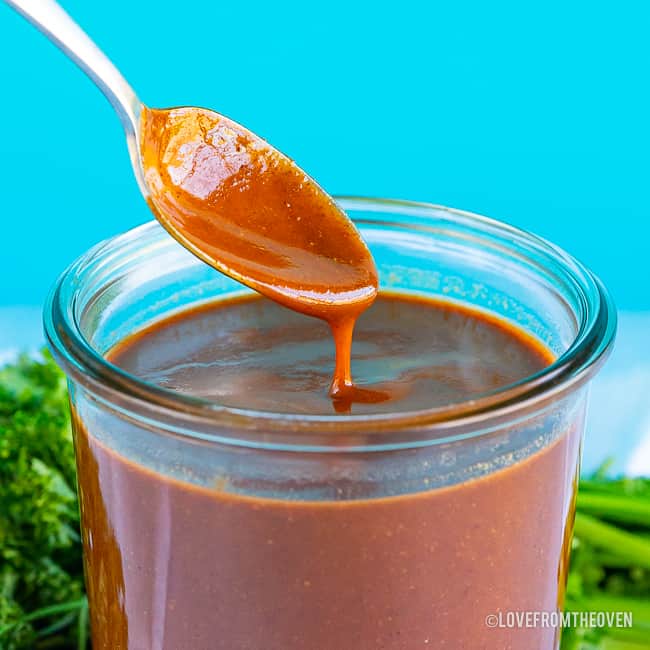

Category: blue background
[1, 0, 648, 309]
[0, 1, 649, 474]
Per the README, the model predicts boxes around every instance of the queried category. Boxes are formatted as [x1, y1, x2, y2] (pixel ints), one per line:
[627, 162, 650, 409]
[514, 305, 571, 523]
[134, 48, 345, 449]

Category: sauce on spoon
[140, 107, 380, 406]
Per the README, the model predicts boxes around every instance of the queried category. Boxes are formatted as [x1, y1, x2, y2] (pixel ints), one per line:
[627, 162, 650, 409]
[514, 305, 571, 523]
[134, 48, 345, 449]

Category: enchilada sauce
[73, 294, 578, 649]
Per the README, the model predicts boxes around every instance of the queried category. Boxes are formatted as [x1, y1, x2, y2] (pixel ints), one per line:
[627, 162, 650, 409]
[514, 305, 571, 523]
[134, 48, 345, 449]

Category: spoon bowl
[140, 106, 377, 319]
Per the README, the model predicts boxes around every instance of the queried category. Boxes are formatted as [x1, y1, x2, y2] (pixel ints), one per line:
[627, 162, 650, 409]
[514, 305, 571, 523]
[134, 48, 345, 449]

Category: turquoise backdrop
[0, 0, 648, 308]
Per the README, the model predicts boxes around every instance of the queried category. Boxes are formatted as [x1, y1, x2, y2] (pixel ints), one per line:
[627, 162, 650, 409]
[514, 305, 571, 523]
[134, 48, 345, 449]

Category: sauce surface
[140, 107, 378, 401]
[110, 292, 552, 415]
[76, 294, 578, 650]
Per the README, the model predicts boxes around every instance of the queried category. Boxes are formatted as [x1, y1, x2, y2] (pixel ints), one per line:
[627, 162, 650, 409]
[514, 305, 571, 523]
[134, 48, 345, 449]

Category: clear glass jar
[45, 198, 616, 650]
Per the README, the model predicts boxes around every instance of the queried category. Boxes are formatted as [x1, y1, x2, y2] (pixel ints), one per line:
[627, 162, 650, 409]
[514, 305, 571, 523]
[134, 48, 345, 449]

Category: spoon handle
[5, 0, 141, 136]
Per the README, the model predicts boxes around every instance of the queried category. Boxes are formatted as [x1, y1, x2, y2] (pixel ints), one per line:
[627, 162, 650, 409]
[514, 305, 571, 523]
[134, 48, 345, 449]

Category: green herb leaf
[0, 351, 86, 648]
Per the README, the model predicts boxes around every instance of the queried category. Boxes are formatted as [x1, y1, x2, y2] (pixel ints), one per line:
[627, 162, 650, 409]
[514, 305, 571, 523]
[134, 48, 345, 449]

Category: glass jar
[45, 198, 616, 650]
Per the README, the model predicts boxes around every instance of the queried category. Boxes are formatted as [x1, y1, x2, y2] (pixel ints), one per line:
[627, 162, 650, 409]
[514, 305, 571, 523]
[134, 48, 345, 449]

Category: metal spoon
[6, 0, 378, 324]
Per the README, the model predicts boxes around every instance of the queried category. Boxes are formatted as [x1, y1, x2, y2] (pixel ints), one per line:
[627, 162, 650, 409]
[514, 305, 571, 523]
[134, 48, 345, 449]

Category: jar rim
[44, 197, 617, 441]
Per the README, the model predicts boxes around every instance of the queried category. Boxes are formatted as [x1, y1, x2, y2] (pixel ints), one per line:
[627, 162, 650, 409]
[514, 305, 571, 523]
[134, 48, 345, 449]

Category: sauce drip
[140, 107, 378, 406]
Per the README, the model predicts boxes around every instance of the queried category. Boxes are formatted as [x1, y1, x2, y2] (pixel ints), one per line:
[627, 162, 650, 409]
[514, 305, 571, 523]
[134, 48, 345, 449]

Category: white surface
[0, 306, 42, 365]
[583, 312, 650, 476]
[1, 306, 649, 476]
